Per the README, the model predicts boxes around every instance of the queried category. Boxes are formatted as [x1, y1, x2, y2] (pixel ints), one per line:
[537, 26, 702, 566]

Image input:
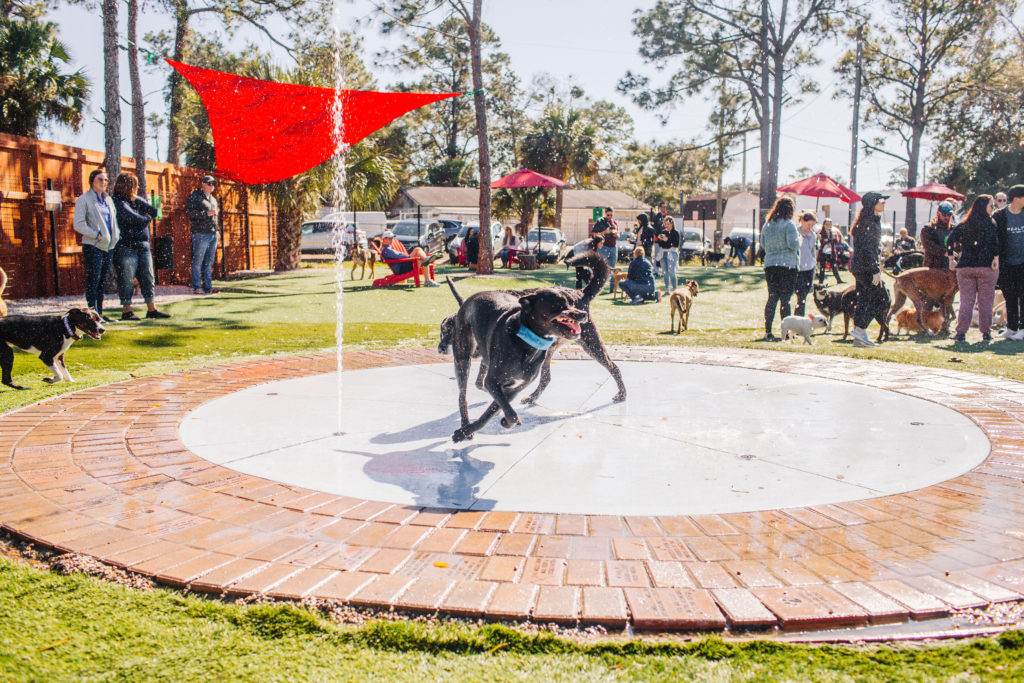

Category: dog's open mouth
[87, 331, 103, 340]
[553, 314, 582, 336]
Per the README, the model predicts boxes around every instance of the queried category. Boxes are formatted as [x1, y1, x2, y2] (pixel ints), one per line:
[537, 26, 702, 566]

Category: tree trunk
[757, 0, 772, 213]
[905, 124, 923, 233]
[102, 0, 121, 179]
[468, 0, 493, 275]
[128, 0, 146, 195]
[274, 197, 302, 271]
[554, 186, 563, 229]
[766, 0, 787, 214]
[167, 0, 189, 165]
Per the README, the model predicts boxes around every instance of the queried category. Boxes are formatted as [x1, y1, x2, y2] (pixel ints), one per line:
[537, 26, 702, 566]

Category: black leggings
[794, 269, 815, 315]
[1002, 263, 1024, 330]
[817, 254, 842, 284]
[764, 266, 797, 333]
[853, 271, 885, 330]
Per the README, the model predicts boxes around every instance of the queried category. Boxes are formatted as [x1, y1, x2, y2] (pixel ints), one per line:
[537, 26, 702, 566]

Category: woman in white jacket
[73, 169, 120, 322]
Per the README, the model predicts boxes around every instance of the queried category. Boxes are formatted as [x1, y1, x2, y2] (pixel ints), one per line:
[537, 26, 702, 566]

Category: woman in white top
[498, 225, 521, 268]
[73, 168, 120, 322]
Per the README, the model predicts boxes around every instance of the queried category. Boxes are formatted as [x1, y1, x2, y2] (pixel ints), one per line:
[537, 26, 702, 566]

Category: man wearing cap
[186, 175, 220, 295]
[995, 185, 1024, 339]
[375, 230, 440, 286]
[920, 201, 956, 269]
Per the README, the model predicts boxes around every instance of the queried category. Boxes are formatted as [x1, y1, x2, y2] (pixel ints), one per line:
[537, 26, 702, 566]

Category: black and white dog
[0, 308, 105, 389]
[438, 251, 625, 442]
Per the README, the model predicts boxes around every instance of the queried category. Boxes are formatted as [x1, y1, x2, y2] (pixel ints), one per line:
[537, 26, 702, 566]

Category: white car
[448, 221, 503, 261]
[300, 220, 368, 255]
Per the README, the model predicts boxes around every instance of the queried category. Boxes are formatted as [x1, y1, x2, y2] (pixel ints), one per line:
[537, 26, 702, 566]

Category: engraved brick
[479, 556, 524, 583]
[869, 579, 950, 618]
[625, 588, 727, 631]
[522, 557, 566, 586]
[440, 581, 497, 616]
[903, 576, 988, 610]
[685, 562, 738, 589]
[494, 533, 535, 556]
[534, 586, 579, 623]
[612, 538, 650, 561]
[946, 570, 1022, 603]
[648, 561, 695, 588]
[566, 560, 604, 586]
[648, 538, 696, 562]
[753, 585, 869, 630]
[607, 560, 650, 588]
[580, 587, 627, 626]
[831, 582, 910, 624]
[711, 588, 778, 628]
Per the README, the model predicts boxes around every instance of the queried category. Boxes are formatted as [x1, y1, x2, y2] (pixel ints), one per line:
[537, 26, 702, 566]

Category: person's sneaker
[982, 332, 992, 342]
[101, 315, 116, 324]
[630, 296, 643, 304]
[146, 310, 171, 319]
[953, 333, 966, 342]
[1001, 327, 1017, 340]
[193, 289, 203, 295]
[422, 253, 443, 266]
[760, 333, 779, 342]
[851, 328, 877, 347]
[121, 311, 139, 321]
[424, 280, 440, 287]
[655, 291, 662, 303]
[1014, 328, 1024, 341]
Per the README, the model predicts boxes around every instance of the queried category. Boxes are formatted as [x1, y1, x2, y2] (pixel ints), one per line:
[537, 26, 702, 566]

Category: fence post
[46, 179, 60, 296]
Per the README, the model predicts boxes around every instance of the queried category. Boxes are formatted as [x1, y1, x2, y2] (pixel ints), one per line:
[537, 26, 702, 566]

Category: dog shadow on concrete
[368, 403, 582, 445]
[340, 441, 498, 509]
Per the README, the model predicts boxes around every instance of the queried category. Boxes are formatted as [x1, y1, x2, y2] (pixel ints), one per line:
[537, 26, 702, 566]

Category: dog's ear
[518, 294, 536, 312]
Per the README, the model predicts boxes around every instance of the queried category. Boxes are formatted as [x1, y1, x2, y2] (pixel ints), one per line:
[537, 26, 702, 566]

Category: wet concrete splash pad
[180, 360, 989, 515]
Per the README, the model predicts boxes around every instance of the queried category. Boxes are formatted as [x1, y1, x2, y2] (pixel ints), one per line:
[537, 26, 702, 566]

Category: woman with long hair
[111, 173, 170, 320]
[657, 215, 681, 293]
[948, 194, 999, 342]
[759, 196, 800, 341]
[847, 191, 887, 347]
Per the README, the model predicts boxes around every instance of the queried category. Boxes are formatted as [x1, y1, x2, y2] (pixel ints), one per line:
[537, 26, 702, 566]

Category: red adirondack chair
[372, 238, 434, 288]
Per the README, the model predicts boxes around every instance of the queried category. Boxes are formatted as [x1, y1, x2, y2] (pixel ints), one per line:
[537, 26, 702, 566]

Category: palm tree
[519, 108, 598, 228]
[246, 61, 399, 270]
[0, 16, 88, 137]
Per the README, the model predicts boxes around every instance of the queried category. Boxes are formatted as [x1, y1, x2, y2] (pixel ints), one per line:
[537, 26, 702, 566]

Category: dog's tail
[444, 276, 465, 307]
[438, 314, 456, 355]
[0, 267, 6, 297]
[565, 250, 610, 306]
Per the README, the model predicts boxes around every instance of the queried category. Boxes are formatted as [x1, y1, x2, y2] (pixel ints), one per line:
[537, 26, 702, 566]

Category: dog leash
[61, 316, 81, 340]
[516, 324, 555, 351]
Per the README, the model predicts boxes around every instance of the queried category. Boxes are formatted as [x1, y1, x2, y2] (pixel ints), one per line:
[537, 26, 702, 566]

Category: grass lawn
[2, 261, 1023, 679]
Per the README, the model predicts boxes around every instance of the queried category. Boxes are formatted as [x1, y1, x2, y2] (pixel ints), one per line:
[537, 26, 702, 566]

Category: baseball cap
[201, 175, 216, 184]
[381, 230, 395, 239]
[860, 191, 889, 205]
[937, 201, 954, 215]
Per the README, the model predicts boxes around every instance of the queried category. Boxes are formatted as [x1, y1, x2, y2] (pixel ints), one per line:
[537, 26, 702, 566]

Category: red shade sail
[901, 183, 965, 202]
[776, 173, 861, 203]
[167, 60, 460, 185]
[491, 168, 569, 188]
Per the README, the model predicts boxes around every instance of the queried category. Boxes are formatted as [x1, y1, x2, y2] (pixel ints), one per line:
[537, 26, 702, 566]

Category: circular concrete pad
[179, 360, 990, 515]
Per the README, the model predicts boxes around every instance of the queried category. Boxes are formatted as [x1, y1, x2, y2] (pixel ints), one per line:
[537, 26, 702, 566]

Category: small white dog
[781, 313, 830, 344]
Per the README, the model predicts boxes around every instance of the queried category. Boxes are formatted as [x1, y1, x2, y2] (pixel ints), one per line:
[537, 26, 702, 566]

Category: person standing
[635, 213, 655, 260]
[110, 173, 170, 320]
[794, 212, 819, 316]
[657, 215, 680, 293]
[186, 175, 220, 295]
[651, 203, 669, 277]
[848, 192, 888, 348]
[949, 195, 1000, 342]
[592, 208, 620, 287]
[73, 168, 119, 322]
[816, 218, 843, 284]
[920, 201, 955, 269]
[760, 197, 800, 341]
[996, 185, 1024, 340]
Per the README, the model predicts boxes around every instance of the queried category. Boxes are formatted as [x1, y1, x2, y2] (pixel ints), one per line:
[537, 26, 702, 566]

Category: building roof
[396, 186, 646, 210]
[687, 191, 757, 202]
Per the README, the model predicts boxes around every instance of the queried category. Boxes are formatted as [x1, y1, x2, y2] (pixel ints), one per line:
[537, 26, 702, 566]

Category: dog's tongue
[558, 317, 581, 335]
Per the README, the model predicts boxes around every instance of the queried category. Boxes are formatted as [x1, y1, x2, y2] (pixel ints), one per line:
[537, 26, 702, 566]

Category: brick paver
[3, 346, 1024, 632]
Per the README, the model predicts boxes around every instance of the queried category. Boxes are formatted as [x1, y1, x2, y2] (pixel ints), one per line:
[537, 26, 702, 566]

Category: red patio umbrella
[776, 173, 861, 204]
[901, 182, 965, 202]
[491, 168, 569, 188]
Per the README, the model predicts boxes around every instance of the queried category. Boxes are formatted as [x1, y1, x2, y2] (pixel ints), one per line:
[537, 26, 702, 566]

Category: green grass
[3, 557, 1024, 681]
[3, 263, 1023, 679]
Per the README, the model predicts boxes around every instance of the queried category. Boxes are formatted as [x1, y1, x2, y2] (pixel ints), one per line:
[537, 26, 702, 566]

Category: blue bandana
[516, 323, 555, 350]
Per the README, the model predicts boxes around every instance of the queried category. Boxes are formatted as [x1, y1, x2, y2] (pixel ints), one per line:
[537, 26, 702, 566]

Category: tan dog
[349, 244, 377, 280]
[0, 267, 6, 317]
[886, 267, 958, 335]
[895, 307, 945, 336]
[669, 280, 700, 333]
[611, 268, 629, 300]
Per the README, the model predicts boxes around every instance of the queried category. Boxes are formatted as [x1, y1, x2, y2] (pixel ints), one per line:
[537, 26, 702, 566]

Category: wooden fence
[0, 133, 278, 301]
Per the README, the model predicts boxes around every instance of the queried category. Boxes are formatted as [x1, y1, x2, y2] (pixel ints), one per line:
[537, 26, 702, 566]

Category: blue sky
[46, 0, 915, 191]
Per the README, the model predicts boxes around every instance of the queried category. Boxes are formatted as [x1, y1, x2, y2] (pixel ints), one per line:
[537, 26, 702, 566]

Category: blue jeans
[114, 243, 156, 306]
[661, 250, 678, 292]
[498, 248, 513, 268]
[599, 246, 618, 291]
[191, 232, 218, 292]
[82, 243, 112, 315]
[619, 279, 656, 301]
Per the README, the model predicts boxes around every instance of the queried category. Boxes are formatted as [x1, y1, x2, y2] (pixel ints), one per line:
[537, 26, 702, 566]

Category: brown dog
[349, 244, 377, 280]
[887, 267, 958, 335]
[669, 280, 700, 333]
[895, 307, 945, 336]
[611, 268, 628, 300]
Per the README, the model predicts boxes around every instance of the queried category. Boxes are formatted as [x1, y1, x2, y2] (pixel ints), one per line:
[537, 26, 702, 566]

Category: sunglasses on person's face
[96, 176, 108, 182]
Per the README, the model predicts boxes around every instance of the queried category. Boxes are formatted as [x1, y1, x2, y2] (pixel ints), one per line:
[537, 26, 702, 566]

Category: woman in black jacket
[848, 191, 887, 347]
[111, 173, 170, 320]
[948, 194, 999, 342]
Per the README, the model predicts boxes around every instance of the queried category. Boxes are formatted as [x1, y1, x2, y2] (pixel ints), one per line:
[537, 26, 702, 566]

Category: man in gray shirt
[996, 185, 1024, 339]
[185, 175, 220, 294]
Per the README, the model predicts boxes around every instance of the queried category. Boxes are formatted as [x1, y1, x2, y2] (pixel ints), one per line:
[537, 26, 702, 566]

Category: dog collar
[61, 316, 80, 340]
[516, 324, 555, 351]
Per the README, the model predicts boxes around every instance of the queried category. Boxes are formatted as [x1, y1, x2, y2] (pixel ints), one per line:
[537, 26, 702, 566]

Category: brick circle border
[3, 346, 1024, 633]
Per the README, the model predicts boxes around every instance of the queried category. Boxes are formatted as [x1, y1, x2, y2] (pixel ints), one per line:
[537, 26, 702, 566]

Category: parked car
[526, 228, 566, 263]
[300, 220, 367, 256]
[617, 233, 636, 262]
[388, 220, 446, 255]
[679, 229, 705, 259]
[433, 219, 463, 247]
[447, 221, 502, 261]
